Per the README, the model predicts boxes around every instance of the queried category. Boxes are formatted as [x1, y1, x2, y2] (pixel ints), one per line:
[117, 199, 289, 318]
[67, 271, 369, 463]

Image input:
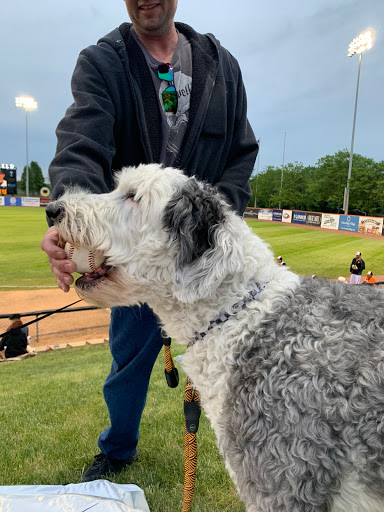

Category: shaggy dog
[46, 164, 384, 512]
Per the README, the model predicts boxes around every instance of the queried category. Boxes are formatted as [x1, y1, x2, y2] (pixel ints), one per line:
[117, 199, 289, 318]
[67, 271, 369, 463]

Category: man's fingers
[51, 259, 76, 282]
[51, 257, 77, 275]
[41, 228, 75, 292]
[41, 227, 67, 259]
[51, 264, 74, 290]
[56, 278, 71, 293]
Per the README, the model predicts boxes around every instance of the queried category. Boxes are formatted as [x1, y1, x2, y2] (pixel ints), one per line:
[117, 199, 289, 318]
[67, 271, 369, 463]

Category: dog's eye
[125, 191, 138, 202]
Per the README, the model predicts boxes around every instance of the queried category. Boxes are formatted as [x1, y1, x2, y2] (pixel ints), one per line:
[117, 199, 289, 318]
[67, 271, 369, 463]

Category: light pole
[15, 96, 38, 197]
[278, 132, 286, 209]
[343, 31, 373, 214]
[254, 138, 261, 208]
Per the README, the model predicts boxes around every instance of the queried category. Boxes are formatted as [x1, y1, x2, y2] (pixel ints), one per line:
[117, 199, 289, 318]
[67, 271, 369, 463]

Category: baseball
[64, 242, 105, 274]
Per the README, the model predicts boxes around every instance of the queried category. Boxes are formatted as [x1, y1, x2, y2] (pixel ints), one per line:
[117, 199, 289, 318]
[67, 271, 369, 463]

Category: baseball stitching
[68, 244, 96, 273]
[88, 252, 96, 272]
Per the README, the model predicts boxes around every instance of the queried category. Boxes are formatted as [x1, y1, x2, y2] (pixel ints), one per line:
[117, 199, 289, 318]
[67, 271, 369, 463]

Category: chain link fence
[4, 283, 382, 349]
[0, 306, 110, 347]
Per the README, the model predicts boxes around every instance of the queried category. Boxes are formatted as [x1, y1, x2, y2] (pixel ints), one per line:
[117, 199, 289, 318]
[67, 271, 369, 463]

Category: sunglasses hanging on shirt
[157, 63, 178, 114]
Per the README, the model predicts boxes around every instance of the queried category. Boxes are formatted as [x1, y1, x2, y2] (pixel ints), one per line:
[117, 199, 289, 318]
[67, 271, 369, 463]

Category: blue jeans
[98, 304, 164, 459]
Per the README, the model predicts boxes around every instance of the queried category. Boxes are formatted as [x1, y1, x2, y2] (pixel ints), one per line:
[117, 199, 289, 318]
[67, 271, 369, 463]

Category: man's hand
[41, 226, 77, 292]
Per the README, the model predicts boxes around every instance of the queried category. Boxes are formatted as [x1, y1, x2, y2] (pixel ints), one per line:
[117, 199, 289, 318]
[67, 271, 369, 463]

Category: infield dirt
[1, 278, 383, 349]
[0, 288, 110, 348]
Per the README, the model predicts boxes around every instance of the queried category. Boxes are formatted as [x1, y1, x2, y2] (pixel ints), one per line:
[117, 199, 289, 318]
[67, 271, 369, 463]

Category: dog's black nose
[46, 202, 64, 223]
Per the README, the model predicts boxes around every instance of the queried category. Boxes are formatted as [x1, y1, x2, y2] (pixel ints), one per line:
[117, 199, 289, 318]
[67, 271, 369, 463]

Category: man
[364, 271, 376, 283]
[349, 251, 365, 284]
[41, 0, 258, 482]
[276, 256, 286, 266]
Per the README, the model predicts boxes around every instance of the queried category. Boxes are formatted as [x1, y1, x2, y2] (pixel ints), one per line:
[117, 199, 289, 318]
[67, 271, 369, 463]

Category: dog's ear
[163, 178, 244, 303]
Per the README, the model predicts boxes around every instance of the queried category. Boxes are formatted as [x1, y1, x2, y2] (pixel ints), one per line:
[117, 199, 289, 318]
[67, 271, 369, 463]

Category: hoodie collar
[118, 22, 220, 165]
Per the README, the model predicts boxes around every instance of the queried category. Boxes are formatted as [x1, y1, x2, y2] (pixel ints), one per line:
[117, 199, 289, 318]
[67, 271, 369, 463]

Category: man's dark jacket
[350, 257, 365, 276]
[49, 23, 258, 215]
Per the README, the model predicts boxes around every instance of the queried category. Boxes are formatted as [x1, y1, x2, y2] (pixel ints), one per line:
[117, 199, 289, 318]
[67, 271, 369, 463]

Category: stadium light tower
[343, 30, 373, 215]
[15, 96, 38, 197]
[278, 132, 286, 210]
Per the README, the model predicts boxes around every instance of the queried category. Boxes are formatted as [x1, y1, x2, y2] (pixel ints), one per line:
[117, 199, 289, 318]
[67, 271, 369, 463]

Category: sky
[1, 0, 383, 180]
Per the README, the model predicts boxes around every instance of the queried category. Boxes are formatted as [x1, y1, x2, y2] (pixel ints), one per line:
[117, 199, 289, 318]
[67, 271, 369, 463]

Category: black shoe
[82, 451, 138, 482]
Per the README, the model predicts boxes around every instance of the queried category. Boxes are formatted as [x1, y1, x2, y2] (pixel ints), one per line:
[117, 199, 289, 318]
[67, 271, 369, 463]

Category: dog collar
[195, 282, 267, 341]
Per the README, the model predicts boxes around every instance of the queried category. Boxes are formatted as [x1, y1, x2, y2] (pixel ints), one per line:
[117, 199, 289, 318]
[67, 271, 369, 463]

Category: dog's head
[46, 164, 244, 307]
[162, 176, 244, 303]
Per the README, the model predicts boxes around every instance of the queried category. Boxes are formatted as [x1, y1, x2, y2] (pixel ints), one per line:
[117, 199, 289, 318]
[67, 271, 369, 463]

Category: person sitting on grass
[0, 319, 35, 360]
[9, 314, 29, 336]
[9, 313, 32, 345]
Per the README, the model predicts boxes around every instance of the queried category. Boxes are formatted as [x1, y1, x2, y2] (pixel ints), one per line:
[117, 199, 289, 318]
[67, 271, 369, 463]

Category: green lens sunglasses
[157, 63, 178, 114]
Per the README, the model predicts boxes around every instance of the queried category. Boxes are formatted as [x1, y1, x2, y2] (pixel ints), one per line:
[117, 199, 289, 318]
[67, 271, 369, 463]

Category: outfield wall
[244, 207, 384, 237]
[2, 198, 383, 237]
[0, 196, 51, 207]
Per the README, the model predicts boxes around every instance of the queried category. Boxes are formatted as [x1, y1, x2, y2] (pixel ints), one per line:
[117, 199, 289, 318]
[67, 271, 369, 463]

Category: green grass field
[1, 206, 57, 288]
[0, 344, 244, 512]
[1, 206, 383, 289]
[247, 219, 384, 279]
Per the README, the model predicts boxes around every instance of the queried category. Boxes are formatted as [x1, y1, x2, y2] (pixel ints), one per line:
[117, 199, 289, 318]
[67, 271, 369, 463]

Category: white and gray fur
[47, 164, 384, 512]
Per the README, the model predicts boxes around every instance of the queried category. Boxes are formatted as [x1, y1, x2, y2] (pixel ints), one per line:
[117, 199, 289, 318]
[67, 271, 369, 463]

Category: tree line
[249, 150, 384, 216]
[17, 161, 50, 195]
[14, 152, 384, 215]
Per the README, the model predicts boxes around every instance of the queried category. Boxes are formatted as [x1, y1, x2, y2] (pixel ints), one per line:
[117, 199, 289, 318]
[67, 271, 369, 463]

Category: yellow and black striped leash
[182, 377, 201, 512]
[163, 337, 201, 512]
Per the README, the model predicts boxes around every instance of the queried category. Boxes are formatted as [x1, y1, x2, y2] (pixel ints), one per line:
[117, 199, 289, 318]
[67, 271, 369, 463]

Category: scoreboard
[0, 164, 17, 195]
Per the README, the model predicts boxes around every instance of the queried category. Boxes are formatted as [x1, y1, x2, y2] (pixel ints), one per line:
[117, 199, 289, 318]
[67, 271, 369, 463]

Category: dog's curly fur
[47, 164, 384, 512]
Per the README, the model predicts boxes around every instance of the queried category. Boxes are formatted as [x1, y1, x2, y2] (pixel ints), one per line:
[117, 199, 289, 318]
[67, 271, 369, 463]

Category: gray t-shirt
[131, 28, 192, 167]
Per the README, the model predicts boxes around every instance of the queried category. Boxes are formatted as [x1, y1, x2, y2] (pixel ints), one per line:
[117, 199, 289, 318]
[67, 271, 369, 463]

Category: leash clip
[165, 366, 179, 388]
[184, 400, 201, 434]
[163, 335, 179, 388]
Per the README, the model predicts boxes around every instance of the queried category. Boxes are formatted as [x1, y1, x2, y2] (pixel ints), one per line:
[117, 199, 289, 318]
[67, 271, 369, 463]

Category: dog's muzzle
[46, 202, 65, 224]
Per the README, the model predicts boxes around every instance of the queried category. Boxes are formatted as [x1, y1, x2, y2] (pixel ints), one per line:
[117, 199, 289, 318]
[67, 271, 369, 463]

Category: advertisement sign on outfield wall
[292, 211, 307, 224]
[321, 214, 339, 230]
[272, 209, 282, 222]
[282, 210, 292, 223]
[306, 213, 322, 227]
[22, 197, 40, 207]
[0, 196, 51, 208]
[258, 209, 273, 221]
[4, 196, 22, 206]
[358, 216, 384, 236]
[339, 215, 359, 233]
[40, 198, 51, 208]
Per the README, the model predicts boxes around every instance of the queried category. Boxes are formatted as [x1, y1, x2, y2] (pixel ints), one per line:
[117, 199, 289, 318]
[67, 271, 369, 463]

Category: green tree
[369, 160, 384, 216]
[270, 162, 313, 210]
[248, 150, 384, 215]
[250, 166, 280, 208]
[347, 154, 384, 216]
[19, 161, 46, 195]
[308, 150, 349, 213]
[250, 163, 315, 211]
[309, 150, 384, 215]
